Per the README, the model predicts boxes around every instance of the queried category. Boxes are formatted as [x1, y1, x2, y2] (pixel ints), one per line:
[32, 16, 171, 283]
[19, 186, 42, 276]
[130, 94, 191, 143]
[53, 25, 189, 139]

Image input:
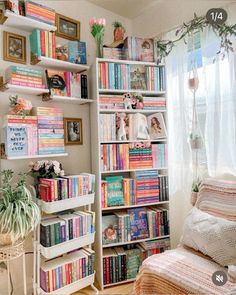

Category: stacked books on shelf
[102, 207, 169, 245]
[124, 37, 154, 62]
[25, 1, 56, 25]
[40, 247, 95, 293]
[5, 66, 45, 89]
[30, 29, 56, 59]
[103, 48, 127, 60]
[103, 238, 170, 285]
[46, 70, 88, 98]
[99, 62, 165, 91]
[39, 173, 95, 202]
[143, 96, 166, 110]
[3, 115, 38, 157]
[36, 107, 65, 155]
[40, 210, 95, 247]
[100, 143, 167, 171]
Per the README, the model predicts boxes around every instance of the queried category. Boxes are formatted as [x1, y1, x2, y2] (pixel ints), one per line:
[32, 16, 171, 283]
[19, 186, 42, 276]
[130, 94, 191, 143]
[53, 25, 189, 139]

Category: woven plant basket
[0, 233, 13, 247]
[0, 239, 24, 261]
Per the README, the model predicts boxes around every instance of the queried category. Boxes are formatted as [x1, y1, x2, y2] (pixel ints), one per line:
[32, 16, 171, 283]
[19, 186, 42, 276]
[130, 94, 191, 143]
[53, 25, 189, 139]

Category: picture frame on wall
[64, 117, 83, 145]
[3, 31, 26, 64]
[56, 13, 80, 41]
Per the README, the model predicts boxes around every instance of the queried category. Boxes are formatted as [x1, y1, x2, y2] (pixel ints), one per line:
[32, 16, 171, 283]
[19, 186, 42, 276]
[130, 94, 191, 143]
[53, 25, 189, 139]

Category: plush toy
[123, 93, 132, 109]
[117, 113, 127, 141]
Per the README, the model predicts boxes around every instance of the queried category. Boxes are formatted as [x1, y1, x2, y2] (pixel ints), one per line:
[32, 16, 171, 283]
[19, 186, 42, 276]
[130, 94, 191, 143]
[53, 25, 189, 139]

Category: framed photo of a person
[3, 31, 26, 64]
[64, 118, 83, 145]
[147, 113, 167, 139]
[56, 13, 80, 41]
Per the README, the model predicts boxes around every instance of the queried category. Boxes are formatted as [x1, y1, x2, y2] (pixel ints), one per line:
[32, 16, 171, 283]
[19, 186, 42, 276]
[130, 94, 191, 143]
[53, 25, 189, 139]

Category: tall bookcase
[91, 58, 170, 289]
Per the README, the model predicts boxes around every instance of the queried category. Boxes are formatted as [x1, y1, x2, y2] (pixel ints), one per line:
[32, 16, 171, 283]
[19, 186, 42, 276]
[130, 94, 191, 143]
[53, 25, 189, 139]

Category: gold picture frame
[55, 13, 80, 41]
[64, 118, 83, 145]
[3, 31, 26, 64]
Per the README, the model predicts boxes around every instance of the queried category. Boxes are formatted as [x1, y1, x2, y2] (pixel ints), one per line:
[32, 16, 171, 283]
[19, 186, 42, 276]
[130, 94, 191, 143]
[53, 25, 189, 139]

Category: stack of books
[152, 144, 167, 168]
[159, 175, 169, 201]
[99, 114, 116, 141]
[129, 143, 153, 169]
[103, 48, 127, 60]
[124, 37, 154, 62]
[39, 173, 95, 202]
[139, 238, 170, 256]
[40, 248, 95, 292]
[99, 95, 124, 110]
[5, 66, 45, 89]
[147, 207, 169, 238]
[3, 115, 38, 157]
[30, 29, 56, 59]
[25, 1, 56, 25]
[100, 144, 129, 171]
[143, 97, 166, 110]
[36, 107, 65, 155]
[40, 211, 95, 247]
[145, 66, 166, 91]
[131, 170, 159, 204]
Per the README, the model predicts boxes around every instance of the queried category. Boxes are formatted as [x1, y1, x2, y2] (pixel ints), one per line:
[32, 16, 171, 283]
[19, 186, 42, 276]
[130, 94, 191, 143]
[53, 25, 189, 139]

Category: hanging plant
[155, 13, 236, 63]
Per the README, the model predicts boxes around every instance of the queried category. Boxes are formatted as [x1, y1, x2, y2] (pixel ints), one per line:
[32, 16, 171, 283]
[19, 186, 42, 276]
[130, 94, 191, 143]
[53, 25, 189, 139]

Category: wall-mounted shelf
[0, 10, 57, 32]
[1, 153, 68, 161]
[49, 95, 94, 105]
[0, 83, 49, 95]
[31, 56, 90, 73]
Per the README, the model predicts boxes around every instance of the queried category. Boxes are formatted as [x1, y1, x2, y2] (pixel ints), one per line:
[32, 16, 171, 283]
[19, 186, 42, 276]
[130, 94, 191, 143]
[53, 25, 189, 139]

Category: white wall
[0, 1, 131, 293]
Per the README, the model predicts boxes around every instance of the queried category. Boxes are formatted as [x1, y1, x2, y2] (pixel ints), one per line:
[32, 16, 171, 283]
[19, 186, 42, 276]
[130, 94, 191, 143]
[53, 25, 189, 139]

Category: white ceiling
[87, 0, 163, 19]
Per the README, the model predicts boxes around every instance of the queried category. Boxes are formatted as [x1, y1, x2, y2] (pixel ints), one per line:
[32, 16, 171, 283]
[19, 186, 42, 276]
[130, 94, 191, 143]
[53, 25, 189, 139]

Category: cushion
[181, 207, 236, 267]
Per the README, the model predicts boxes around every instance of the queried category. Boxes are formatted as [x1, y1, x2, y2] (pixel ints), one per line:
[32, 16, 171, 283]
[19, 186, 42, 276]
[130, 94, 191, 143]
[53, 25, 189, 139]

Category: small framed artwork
[56, 13, 80, 41]
[3, 31, 26, 64]
[64, 118, 83, 145]
[147, 113, 167, 139]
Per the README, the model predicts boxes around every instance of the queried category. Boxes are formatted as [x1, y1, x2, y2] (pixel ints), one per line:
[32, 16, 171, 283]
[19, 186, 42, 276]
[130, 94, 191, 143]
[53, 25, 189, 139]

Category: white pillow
[181, 207, 236, 267]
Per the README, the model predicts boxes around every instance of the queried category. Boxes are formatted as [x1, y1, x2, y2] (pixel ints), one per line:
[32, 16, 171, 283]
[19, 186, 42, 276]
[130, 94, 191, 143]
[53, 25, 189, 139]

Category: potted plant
[112, 21, 125, 43]
[189, 133, 203, 150]
[191, 178, 201, 206]
[0, 170, 40, 246]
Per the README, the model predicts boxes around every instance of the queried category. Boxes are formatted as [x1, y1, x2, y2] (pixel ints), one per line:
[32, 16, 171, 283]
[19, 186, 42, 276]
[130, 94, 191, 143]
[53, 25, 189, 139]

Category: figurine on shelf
[56, 44, 68, 61]
[130, 93, 144, 109]
[117, 113, 127, 141]
[123, 93, 132, 109]
[8, 95, 32, 116]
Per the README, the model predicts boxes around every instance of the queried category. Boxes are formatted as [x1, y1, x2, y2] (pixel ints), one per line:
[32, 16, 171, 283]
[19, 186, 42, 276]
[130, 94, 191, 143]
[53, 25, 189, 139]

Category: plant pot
[191, 191, 198, 206]
[190, 138, 203, 150]
[0, 233, 13, 246]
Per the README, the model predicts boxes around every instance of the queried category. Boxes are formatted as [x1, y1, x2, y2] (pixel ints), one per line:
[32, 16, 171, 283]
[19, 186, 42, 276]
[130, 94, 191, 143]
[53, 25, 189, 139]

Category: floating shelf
[102, 201, 169, 211]
[103, 235, 170, 248]
[49, 95, 94, 105]
[0, 83, 49, 95]
[104, 278, 136, 288]
[97, 58, 165, 67]
[31, 56, 90, 72]
[99, 89, 166, 95]
[99, 108, 166, 114]
[38, 193, 95, 214]
[0, 10, 57, 32]
[40, 233, 95, 259]
[2, 153, 68, 160]
[100, 138, 167, 144]
[101, 167, 168, 174]
[40, 273, 95, 295]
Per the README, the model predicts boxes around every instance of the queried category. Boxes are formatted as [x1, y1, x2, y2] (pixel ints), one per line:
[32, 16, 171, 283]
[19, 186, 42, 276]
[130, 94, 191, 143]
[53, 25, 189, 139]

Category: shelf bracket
[0, 10, 7, 24]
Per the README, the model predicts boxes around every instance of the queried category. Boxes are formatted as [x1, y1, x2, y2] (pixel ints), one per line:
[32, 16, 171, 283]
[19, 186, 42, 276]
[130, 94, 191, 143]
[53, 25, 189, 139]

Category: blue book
[29, 29, 41, 59]
[68, 41, 87, 64]
[128, 207, 149, 241]
[5, 126, 27, 157]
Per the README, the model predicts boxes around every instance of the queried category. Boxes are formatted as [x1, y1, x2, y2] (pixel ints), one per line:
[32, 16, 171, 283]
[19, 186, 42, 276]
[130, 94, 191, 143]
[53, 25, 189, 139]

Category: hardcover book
[105, 176, 124, 207]
[102, 214, 118, 245]
[128, 207, 149, 240]
[4, 126, 27, 157]
[125, 246, 143, 279]
[68, 41, 87, 64]
[130, 65, 146, 90]
[46, 70, 67, 96]
[137, 38, 154, 62]
[147, 113, 167, 139]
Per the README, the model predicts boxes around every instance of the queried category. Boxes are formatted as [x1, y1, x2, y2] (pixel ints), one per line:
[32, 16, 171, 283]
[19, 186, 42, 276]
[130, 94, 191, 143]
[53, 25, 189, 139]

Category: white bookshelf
[91, 58, 169, 289]
[0, 10, 57, 32]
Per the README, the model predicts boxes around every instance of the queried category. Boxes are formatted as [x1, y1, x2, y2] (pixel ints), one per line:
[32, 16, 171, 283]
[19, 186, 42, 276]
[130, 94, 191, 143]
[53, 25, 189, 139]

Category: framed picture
[3, 31, 26, 64]
[56, 13, 80, 41]
[64, 118, 83, 145]
[147, 113, 167, 139]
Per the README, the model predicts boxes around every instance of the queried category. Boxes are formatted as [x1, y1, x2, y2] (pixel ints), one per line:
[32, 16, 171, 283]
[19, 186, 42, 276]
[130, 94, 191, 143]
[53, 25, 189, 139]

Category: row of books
[102, 207, 169, 245]
[100, 112, 167, 142]
[103, 238, 170, 285]
[40, 211, 95, 247]
[99, 62, 165, 91]
[46, 70, 88, 98]
[100, 143, 167, 171]
[37, 107, 65, 155]
[40, 247, 94, 293]
[39, 173, 95, 202]
[99, 95, 166, 111]
[159, 175, 169, 202]
[5, 66, 45, 89]
[30, 30, 56, 59]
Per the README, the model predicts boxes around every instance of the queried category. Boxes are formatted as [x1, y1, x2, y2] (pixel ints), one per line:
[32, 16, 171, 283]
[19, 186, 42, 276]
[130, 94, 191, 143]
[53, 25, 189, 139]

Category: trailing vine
[155, 13, 236, 63]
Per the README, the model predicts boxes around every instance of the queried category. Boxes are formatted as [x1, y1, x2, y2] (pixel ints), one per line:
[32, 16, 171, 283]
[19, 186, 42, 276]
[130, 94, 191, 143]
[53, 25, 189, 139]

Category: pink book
[64, 72, 71, 97]
[10, 80, 45, 88]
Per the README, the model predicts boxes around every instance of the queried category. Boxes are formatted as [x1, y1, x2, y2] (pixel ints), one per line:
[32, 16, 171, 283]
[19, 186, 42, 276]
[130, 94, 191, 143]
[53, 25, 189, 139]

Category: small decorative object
[189, 133, 203, 150]
[133, 93, 144, 109]
[55, 44, 68, 61]
[123, 93, 132, 109]
[64, 118, 83, 145]
[147, 113, 167, 139]
[29, 160, 65, 180]
[117, 113, 127, 141]
[3, 31, 26, 64]
[107, 21, 126, 48]
[55, 13, 80, 41]
[90, 17, 106, 58]
[8, 95, 32, 116]
[5, 0, 19, 14]
[136, 113, 150, 140]
[0, 170, 40, 246]
[191, 178, 201, 206]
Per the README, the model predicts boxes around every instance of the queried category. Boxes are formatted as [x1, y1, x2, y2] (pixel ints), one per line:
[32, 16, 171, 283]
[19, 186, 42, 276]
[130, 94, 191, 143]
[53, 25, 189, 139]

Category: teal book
[30, 29, 41, 59]
[105, 176, 124, 207]
[125, 247, 143, 279]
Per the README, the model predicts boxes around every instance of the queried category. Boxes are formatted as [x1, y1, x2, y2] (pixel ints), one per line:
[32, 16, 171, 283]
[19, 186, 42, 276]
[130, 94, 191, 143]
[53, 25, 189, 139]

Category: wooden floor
[73, 282, 134, 295]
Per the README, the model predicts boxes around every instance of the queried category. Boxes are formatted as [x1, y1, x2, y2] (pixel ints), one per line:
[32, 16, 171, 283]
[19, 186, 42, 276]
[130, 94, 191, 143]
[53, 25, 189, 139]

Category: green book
[105, 176, 124, 207]
[125, 247, 142, 279]
[29, 29, 41, 59]
[54, 223, 61, 245]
